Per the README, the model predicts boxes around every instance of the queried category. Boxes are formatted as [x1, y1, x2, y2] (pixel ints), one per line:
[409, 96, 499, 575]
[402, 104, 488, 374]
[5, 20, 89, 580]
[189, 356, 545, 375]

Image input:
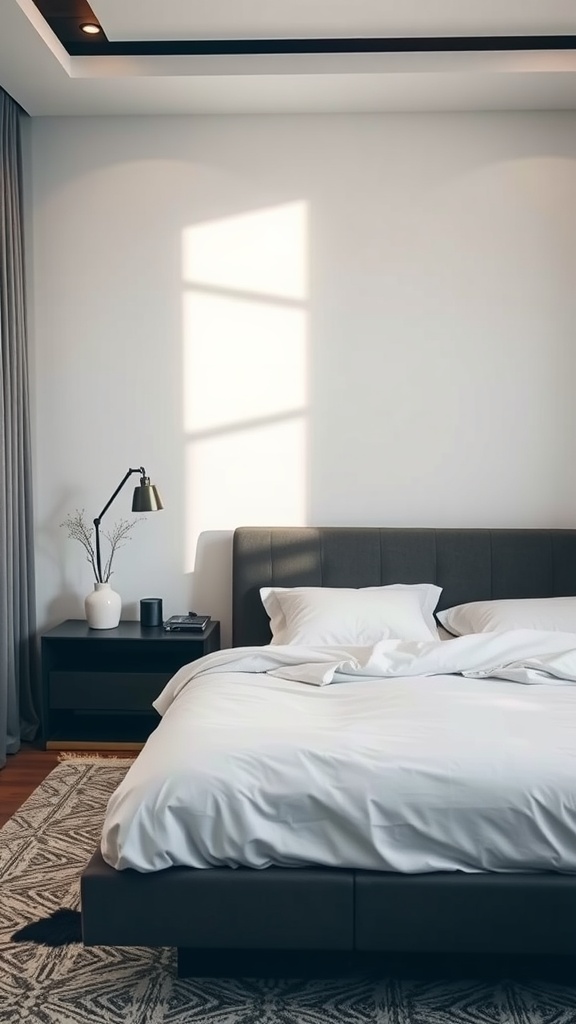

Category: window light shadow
[182, 202, 309, 572]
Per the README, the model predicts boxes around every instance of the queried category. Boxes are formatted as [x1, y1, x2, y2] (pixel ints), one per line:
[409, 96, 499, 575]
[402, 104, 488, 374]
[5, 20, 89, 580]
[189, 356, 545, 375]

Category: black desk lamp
[93, 467, 163, 583]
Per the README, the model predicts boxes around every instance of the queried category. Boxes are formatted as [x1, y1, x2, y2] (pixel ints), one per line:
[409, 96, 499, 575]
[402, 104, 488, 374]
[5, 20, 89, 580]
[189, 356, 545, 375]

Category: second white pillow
[438, 596, 576, 637]
[260, 584, 442, 646]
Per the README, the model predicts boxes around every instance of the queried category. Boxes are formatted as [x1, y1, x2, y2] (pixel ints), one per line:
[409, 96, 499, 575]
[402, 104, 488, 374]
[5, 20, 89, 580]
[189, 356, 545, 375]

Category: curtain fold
[0, 88, 39, 769]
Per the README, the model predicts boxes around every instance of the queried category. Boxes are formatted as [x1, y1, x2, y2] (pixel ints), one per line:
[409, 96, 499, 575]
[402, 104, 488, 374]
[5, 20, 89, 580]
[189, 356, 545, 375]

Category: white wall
[29, 112, 576, 645]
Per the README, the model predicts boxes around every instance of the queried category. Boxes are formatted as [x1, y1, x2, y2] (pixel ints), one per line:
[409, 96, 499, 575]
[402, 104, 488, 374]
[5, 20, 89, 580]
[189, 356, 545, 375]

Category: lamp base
[85, 582, 122, 629]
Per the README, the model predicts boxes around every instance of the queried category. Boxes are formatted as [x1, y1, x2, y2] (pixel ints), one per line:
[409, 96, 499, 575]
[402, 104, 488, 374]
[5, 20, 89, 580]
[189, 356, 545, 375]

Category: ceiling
[2, 0, 576, 116]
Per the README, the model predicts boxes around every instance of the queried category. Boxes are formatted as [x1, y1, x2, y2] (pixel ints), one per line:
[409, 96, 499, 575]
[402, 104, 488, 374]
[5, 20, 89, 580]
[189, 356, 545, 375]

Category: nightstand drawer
[41, 619, 220, 747]
[49, 671, 171, 710]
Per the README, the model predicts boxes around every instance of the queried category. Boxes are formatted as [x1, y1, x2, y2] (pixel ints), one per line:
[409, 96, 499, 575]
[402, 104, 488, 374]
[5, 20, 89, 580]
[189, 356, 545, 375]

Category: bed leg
[176, 948, 196, 978]
[177, 948, 260, 978]
[176, 947, 358, 979]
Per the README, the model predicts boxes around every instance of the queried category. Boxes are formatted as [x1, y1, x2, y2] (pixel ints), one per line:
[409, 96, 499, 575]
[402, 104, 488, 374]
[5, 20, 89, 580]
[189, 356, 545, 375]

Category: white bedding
[101, 630, 576, 874]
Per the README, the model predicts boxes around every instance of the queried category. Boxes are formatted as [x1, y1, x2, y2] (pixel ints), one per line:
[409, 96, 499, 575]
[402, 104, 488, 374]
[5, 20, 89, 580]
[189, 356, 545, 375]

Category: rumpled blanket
[154, 628, 576, 715]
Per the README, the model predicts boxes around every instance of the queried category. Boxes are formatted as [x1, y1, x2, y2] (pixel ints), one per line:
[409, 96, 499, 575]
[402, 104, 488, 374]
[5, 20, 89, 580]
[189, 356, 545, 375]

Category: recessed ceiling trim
[65, 34, 576, 59]
[5, 0, 576, 116]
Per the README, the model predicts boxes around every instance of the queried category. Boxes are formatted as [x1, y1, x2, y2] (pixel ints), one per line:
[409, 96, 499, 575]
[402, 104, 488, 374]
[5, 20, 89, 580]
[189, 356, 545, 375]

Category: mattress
[101, 631, 576, 874]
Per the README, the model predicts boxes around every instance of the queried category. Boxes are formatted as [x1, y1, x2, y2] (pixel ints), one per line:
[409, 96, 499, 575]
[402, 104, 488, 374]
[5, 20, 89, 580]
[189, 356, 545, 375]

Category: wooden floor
[0, 746, 132, 827]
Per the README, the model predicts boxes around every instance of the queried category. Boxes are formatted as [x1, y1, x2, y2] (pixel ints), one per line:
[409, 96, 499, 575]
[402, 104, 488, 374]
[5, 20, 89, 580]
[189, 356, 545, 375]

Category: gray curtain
[0, 88, 39, 769]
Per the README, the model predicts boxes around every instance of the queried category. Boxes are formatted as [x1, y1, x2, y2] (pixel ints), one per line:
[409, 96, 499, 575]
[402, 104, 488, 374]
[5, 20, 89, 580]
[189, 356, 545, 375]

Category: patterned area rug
[2, 761, 576, 1024]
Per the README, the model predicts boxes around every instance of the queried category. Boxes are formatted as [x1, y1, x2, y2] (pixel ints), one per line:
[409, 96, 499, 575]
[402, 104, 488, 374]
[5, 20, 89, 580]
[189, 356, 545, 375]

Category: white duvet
[101, 629, 576, 873]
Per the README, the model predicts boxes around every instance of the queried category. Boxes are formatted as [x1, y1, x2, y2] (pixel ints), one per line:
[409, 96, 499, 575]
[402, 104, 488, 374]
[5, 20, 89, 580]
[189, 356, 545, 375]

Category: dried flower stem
[102, 519, 138, 583]
[60, 508, 142, 584]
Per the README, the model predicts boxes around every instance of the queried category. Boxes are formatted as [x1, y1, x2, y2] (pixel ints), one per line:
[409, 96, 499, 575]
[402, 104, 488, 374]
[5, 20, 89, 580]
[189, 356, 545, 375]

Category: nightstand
[40, 618, 221, 749]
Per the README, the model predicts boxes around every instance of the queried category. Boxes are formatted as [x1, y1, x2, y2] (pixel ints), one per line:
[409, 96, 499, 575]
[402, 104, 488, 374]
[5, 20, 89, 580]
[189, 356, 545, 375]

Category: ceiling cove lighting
[80, 23, 101, 35]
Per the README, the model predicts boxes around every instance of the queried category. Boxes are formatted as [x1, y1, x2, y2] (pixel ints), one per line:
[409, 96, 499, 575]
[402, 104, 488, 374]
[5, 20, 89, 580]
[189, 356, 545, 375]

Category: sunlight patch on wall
[185, 419, 307, 536]
[182, 201, 309, 571]
[182, 202, 307, 301]
[183, 293, 306, 433]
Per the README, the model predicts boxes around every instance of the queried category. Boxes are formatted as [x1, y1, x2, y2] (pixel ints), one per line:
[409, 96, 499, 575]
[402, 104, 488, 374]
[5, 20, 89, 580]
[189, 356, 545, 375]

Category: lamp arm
[93, 467, 146, 582]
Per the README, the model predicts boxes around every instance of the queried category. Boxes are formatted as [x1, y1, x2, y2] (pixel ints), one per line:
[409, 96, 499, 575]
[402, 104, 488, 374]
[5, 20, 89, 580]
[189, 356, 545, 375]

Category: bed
[81, 526, 576, 976]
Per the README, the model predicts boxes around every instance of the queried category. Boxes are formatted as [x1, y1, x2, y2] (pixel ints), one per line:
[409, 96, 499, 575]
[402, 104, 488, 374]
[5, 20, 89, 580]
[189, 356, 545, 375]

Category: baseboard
[45, 740, 144, 751]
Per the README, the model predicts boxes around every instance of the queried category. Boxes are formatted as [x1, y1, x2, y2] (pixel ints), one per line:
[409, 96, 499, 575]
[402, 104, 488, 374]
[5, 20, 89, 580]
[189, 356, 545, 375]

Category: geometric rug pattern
[2, 760, 576, 1023]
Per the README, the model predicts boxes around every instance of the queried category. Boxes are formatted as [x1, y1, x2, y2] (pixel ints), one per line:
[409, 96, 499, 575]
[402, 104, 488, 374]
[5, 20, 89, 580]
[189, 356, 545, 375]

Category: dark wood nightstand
[40, 618, 221, 749]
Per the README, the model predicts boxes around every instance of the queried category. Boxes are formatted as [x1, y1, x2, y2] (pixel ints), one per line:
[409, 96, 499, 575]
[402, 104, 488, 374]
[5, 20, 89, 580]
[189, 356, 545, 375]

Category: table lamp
[93, 466, 163, 583]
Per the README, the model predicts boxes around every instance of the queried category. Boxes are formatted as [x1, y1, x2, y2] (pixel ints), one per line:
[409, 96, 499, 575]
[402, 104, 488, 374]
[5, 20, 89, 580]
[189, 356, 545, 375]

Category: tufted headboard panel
[232, 526, 576, 647]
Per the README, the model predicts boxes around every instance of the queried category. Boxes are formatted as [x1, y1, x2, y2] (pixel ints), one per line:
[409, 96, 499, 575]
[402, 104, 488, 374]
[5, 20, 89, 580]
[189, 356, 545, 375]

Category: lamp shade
[132, 478, 164, 512]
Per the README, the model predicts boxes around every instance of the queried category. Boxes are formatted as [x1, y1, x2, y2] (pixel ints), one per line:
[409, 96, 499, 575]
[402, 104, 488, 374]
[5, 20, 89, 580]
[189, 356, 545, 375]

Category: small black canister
[140, 597, 163, 627]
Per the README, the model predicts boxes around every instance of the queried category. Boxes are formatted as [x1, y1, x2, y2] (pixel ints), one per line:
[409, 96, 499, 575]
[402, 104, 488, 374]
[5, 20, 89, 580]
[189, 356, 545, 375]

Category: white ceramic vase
[85, 582, 122, 629]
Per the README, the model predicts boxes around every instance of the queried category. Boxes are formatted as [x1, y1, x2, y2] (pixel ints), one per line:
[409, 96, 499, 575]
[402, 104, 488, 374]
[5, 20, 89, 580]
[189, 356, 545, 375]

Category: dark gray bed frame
[81, 527, 576, 975]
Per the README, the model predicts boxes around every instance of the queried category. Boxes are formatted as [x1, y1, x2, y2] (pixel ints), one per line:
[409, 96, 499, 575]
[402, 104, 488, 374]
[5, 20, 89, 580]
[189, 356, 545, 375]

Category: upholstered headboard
[232, 526, 576, 647]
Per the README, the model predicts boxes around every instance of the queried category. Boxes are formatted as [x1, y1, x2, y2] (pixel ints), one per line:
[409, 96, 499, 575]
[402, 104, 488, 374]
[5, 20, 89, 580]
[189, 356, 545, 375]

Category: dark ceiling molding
[26, 5, 576, 57]
[65, 34, 576, 58]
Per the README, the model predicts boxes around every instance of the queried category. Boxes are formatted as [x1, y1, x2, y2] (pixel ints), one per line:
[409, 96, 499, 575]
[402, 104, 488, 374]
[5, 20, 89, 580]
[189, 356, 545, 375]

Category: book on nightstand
[163, 614, 211, 632]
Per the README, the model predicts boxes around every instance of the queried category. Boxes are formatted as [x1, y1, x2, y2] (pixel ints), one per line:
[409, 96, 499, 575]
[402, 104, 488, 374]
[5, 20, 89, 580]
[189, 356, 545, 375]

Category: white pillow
[260, 584, 442, 646]
[437, 625, 455, 642]
[437, 596, 576, 637]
